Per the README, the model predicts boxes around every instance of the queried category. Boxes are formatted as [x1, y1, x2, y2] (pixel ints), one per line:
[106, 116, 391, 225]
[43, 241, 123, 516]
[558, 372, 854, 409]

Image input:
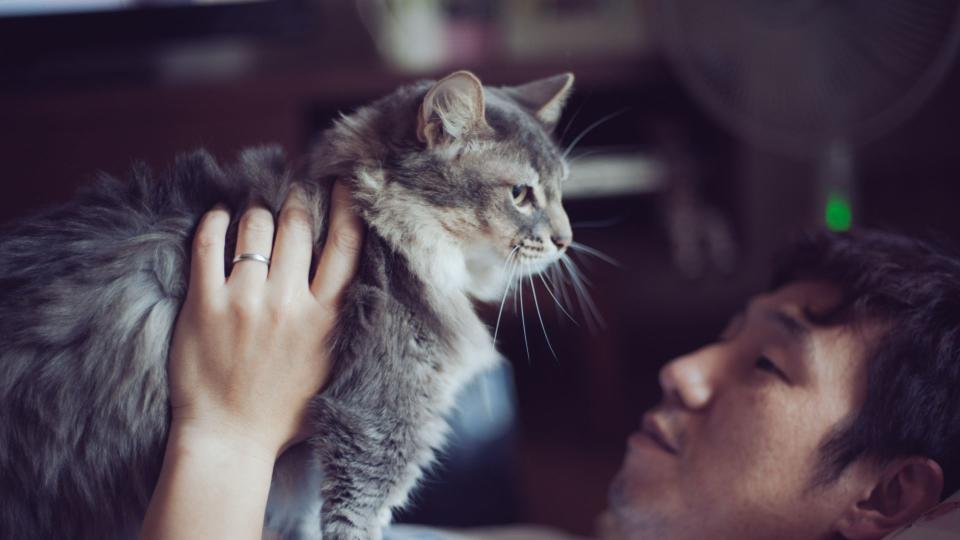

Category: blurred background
[2, 0, 960, 536]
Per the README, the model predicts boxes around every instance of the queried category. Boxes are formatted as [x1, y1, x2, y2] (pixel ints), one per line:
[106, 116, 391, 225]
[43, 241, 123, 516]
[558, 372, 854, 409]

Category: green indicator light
[825, 193, 852, 232]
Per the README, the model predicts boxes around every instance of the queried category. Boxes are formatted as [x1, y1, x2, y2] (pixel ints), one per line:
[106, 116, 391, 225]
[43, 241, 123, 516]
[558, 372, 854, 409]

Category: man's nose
[658, 350, 717, 410]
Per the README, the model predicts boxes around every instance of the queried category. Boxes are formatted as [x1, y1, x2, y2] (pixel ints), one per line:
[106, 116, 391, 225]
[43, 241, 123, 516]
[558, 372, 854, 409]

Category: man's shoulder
[385, 524, 591, 540]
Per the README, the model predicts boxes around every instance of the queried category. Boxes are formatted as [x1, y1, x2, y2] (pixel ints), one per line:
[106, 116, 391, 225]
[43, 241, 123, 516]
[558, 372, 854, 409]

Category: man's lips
[639, 413, 680, 455]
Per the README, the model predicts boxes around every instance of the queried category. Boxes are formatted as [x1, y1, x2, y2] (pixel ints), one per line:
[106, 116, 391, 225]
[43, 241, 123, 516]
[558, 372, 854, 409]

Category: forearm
[139, 424, 276, 540]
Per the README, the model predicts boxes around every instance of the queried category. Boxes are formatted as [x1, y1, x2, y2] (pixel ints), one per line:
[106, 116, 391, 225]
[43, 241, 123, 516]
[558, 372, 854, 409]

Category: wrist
[142, 419, 278, 540]
[168, 417, 281, 467]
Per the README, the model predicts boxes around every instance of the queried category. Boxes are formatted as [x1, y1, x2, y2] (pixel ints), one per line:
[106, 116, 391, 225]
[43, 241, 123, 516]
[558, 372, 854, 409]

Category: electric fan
[654, 0, 960, 230]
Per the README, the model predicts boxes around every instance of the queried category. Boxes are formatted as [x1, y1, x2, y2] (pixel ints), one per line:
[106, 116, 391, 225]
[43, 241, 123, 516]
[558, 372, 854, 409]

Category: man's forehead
[752, 280, 843, 316]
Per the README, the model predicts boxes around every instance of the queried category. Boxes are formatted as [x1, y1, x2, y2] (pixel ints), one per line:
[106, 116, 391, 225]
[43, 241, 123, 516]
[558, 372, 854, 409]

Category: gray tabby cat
[0, 70, 574, 539]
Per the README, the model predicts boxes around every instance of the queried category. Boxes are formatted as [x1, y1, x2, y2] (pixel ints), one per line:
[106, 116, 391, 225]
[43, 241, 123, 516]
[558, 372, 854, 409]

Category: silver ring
[232, 252, 271, 267]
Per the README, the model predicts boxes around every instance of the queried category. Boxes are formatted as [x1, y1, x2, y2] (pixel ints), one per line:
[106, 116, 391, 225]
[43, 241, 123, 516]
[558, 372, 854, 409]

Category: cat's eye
[511, 185, 530, 206]
[755, 356, 789, 382]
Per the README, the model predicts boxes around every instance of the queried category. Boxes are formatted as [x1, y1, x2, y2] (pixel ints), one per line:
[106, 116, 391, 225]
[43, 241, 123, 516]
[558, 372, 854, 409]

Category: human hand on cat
[168, 182, 364, 462]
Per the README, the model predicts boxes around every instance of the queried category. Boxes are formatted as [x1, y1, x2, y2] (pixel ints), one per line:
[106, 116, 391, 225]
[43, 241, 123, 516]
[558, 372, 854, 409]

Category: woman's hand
[140, 181, 363, 540]
[167, 182, 363, 460]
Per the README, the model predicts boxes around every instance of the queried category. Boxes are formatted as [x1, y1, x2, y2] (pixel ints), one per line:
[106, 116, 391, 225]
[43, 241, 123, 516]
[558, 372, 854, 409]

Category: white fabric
[386, 524, 586, 540]
[883, 490, 960, 539]
[387, 490, 960, 540]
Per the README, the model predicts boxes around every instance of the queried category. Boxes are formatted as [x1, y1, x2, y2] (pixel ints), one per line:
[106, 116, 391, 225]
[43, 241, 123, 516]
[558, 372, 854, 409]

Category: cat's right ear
[417, 71, 489, 148]
[501, 73, 574, 132]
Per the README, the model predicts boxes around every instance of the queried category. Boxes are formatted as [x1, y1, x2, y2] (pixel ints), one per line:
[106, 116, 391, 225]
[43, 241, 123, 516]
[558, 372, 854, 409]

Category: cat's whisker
[513, 264, 521, 315]
[559, 89, 590, 142]
[565, 148, 604, 168]
[492, 250, 520, 343]
[569, 241, 622, 268]
[529, 271, 558, 361]
[572, 216, 625, 230]
[561, 254, 605, 333]
[559, 256, 593, 332]
[537, 272, 578, 326]
[547, 264, 575, 317]
[571, 260, 604, 330]
[502, 245, 521, 272]
[540, 265, 565, 321]
[563, 253, 596, 288]
[505, 246, 523, 316]
[519, 261, 531, 362]
[562, 108, 629, 160]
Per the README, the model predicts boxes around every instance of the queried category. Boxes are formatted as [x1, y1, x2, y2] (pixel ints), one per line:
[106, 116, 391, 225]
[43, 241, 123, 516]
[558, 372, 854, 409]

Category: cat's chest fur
[410, 235, 499, 390]
[353, 229, 500, 391]
[265, 232, 500, 538]
[359, 192, 502, 381]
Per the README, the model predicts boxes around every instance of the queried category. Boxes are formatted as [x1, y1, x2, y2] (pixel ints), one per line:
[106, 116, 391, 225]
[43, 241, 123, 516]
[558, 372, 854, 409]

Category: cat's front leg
[265, 443, 322, 539]
[311, 396, 445, 540]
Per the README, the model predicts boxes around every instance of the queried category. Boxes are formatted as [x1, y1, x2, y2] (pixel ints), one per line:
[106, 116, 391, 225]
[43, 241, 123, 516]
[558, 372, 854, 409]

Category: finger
[270, 184, 315, 292]
[311, 181, 364, 304]
[230, 205, 275, 287]
[190, 205, 230, 294]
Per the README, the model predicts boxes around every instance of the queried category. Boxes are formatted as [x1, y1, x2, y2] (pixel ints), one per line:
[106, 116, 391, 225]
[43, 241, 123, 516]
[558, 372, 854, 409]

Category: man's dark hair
[773, 229, 960, 499]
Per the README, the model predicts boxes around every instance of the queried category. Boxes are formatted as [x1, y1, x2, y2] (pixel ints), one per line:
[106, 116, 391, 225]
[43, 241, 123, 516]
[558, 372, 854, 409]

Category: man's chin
[605, 469, 678, 540]
[595, 509, 627, 540]
[607, 469, 632, 511]
[606, 474, 649, 540]
[602, 506, 670, 540]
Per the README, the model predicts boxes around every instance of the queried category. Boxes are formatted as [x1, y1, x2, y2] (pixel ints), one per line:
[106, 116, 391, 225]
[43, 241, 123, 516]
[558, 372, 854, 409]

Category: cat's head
[345, 70, 575, 301]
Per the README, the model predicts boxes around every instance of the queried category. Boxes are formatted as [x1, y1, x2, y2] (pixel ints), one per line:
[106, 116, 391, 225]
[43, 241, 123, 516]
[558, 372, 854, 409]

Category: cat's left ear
[418, 70, 490, 148]
[502, 73, 575, 132]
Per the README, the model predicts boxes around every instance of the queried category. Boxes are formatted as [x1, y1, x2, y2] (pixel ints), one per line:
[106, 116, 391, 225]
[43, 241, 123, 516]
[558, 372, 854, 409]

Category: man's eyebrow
[763, 308, 811, 341]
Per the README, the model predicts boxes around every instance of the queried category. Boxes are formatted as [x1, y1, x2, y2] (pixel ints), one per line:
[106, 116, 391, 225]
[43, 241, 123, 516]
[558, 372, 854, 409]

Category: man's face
[608, 281, 871, 540]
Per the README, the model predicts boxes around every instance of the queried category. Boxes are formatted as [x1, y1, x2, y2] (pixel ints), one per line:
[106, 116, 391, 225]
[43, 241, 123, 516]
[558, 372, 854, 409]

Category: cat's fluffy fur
[0, 71, 574, 539]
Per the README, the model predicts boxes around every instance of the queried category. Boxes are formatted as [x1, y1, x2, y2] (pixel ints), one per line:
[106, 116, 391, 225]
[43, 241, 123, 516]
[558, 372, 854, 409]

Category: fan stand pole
[819, 139, 856, 232]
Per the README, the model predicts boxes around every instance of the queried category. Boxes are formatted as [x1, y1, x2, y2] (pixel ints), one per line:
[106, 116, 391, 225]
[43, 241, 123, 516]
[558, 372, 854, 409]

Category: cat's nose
[551, 234, 571, 251]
